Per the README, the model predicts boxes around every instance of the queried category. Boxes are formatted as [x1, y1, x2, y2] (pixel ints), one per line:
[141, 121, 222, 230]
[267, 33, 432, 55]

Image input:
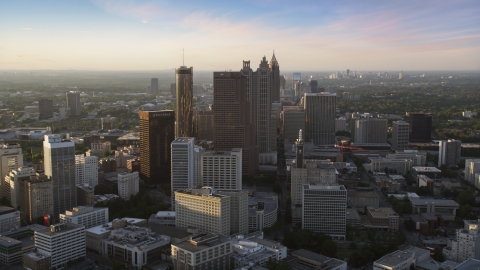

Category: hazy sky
[1, 0, 479, 71]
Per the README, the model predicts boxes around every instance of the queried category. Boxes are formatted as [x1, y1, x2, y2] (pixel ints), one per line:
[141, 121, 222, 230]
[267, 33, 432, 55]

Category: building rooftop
[86, 218, 146, 235]
[367, 207, 398, 218]
[0, 236, 21, 247]
[202, 149, 240, 157]
[140, 223, 191, 241]
[0, 205, 16, 215]
[374, 250, 415, 267]
[176, 187, 229, 199]
[410, 198, 459, 207]
[37, 223, 85, 236]
[454, 258, 480, 270]
[412, 167, 442, 173]
[173, 234, 231, 253]
[248, 197, 277, 216]
[347, 190, 379, 198]
[172, 137, 195, 144]
[290, 249, 346, 270]
[105, 226, 170, 251]
[303, 184, 345, 190]
[410, 214, 428, 224]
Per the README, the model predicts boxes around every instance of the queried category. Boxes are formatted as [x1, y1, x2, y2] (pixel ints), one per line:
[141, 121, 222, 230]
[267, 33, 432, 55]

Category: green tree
[321, 239, 337, 257]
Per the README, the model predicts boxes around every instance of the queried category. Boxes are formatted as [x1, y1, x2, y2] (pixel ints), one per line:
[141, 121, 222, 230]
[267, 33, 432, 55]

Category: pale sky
[1, 0, 479, 70]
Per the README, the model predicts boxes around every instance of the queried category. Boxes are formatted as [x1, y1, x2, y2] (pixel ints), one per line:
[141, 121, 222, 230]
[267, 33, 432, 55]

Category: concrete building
[175, 66, 194, 137]
[335, 117, 347, 132]
[231, 233, 286, 269]
[302, 184, 347, 240]
[386, 150, 427, 166]
[100, 115, 116, 130]
[366, 207, 399, 232]
[171, 137, 195, 210]
[4, 167, 36, 209]
[217, 189, 248, 235]
[18, 173, 53, 224]
[23, 249, 51, 270]
[172, 234, 232, 270]
[102, 224, 170, 268]
[289, 249, 347, 270]
[139, 110, 175, 186]
[454, 258, 480, 269]
[194, 110, 214, 141]
[117, 171, 139, 199]
[304, 92, 336, 145]
[150, 78, 159, 95]
[352, 118, 388, 144]
[443, 219, 480, 262]
[43, 135, 76, 221]
[281, 106, 305, 144]
[148, 211, 176, 227]
[0, 206, 20, 233]
[465, 159, 480, 185]
[373, 250, 415, 270]
[409, 113, 432, 143]
[75, 155, 98, 187]
[391, 121, 409, 151]
[438, 139, 461, 167]
[0, 143, 23, 198]
[76, 184, 94, 206]
[38, 98, 53, 120]
[418, 175, 434, 190]
[365, 157, 413, 174]
[200, 149, 242, 190]
[66, 91, 81, 116]
[411, 167, 442, 180]
[213, 71, 258, 176]
[347, 189, 380, 208]
[248, 196, 278, 232]
[175, 187, 231, 236]
[463, 111, 478, 118]
[59, 206, 108, 229]
[34, 223, 86, 270]
[410, 198, 459, 221]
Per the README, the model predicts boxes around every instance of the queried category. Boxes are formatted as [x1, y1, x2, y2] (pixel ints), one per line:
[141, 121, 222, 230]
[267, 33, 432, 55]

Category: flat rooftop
[410, 198, 459, 207]
[172, 137, 194, 144]
[173, 234, 231, 253]
[304, 184, 345, 190]
[37, 223, 85, 236]
[0, 205, 16, 215]
[347, 190, 379, 198]
[368, 207, 398, 218]
[412, 167, 441, 173]
[374, 250, 414, 267]
[455, 258, 480, 270]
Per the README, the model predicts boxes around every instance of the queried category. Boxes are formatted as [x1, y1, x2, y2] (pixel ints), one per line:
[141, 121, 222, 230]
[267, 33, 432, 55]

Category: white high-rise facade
[0, 143, 23, 198]
[304, 92, 336, 145]
[392, 121, 409, 151]
[117, 172, 139, 200]
[59, 206, 108, 229]
[4, 167, 36, 209]
[444, 219, 480, 262]
[438, 139, 461, 167]
[43, 135, 76, 221]
[171, 137, 195, 210]
[465, 159, 480, 184]
[200, 148, 242, 190]
[75, 155, 98, 187]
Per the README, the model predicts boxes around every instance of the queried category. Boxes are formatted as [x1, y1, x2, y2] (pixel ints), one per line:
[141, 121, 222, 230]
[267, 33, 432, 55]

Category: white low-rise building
[374, 250, 415, 270]
[148, 211, 176, 226]
[59, 206, 108, 229]
[231, 233, 286, 268]
[365, 157, 413, 174]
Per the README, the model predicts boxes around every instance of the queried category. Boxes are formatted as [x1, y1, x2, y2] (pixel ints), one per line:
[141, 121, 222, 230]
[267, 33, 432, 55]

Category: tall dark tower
[213, 72, 259, 176]
[270, 52, 280, 102]
[310, 80, 318, 93]
[151, 78, 159, 95]
[409, 113, 432, 143]
[175, 66, 194, 137]
[295, 129, 304, 168]
[139, 110, 175, 186]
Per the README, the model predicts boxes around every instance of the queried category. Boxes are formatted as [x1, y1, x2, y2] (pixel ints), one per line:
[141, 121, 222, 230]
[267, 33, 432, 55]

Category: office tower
[241, 58, 273, 153]
[446, 220, 480, 262]
[76, 185, 94, 206]
[38, 98, 53, 120]
[100, 115, 116, 130]
[43, 135, 76, 220]
[200, 148, 242, 190]
[171, 234, 232, 270]
[310, 80, 318, 93]
[19, 172, 53, 224]
[170, 83, 176, 97]
[281, 106, 305, 143]
[59, 206, 108, 229]
[213, 72, 258, 176]
[216, 189, 248, 235]
[392, 121, 409, 151]
[34, 223, 86, 269]
[438, 139, 461, 167]
[193, 146, 205, 187]
[335, 117, 347, 132]
[0, 206, 20, 233]
[270, 102, 282, 151]
[194, 110, 214, 141]
[4, 167, 36, 209]
[75, 155, 98, 187]
[66, 91, 81, 116]
[302, 184, 347, 240]
[465, 159, 480, 184]
[351, 118, 388, 143]
[175, 66, 194, 137]
[0, 143, 23, 198]
[151, 78, 158, 95]
[175, 187, 230, 235]
[270, 52, 280, 102]
[280, 75, 286, 90]
[304, 93, 336, 145]
[171, 137, 195, 210]
[409, 113, 432, 143]
[117, 172, 139, 199]
[139, 110, 175, 186]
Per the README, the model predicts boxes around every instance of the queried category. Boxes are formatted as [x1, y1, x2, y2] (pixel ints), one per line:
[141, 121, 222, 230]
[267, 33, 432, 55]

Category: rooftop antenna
[183, 48, 184, 66]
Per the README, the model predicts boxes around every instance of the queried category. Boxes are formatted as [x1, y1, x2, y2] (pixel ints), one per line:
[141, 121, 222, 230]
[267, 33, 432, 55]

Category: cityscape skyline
[1, 0, 479, 70]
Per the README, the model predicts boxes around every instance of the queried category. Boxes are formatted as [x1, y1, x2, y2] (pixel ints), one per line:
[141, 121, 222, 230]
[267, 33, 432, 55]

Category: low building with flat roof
[373, 250, 415, 270]
[346, 208, 361, 226]
[59, 206, 108, 229]
[288, 249, 347, 270]
[148, 211, 175, 226]
[366, 207, 399, 232]
[412, 167, 442, 180]
[248, 196, 277, 232]
[23, 249, 51, 270]
[347, 189, 380, 208]
[231, 234, 286, 269]
[454, 258, 480, 270]
[410, 198, 459, 221]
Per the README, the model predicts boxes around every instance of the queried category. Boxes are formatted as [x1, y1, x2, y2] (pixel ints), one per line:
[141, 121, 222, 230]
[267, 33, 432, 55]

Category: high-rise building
[19, 172, 53, 224]
[150, 78, 159, 95]
[304, 93, 336, 145]
[310, 80, 318, 93]
[281, 106, 305, 144]
[4, 167, 36, 209]
[38, 98, 53, 120]
[302, 184, 347, 240]
[175, 187, 230, 236]
[194, 110, 214, 141]
[241, 58, 273, 153]
[0, 143, 23, 198]
[170, 83, 176, 97]
[59, 206, 108, 229]
[66, 91, 81, 116]
[465, 159, 480, 184]
[117, 172, 139, 199]
[351, 117, 388, 143]
[43, 135, 76, 221]
[335, 117, 347, 132]
[438, 139, 461, 167]
[199, 149, 242, 190]
[171, 137, 195, 210]
[409, 113, 432, 143]
[270, 52, 280, 102]
[100, 115, 116, 130]
[392, 121, 409, 151]
[75, 155, 98, 187]
[175, 66, 194, 138]
[444, 219, 480, 262]
[213, 72, 258, 176]
[216, 189, 248, 235]
[139, 110, 175, 186]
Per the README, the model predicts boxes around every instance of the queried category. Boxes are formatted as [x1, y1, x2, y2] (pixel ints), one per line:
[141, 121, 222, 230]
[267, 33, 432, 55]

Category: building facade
[304, 93, 336, 145]
[4, 167, 36, 209]
[409, 113, 432, 143]
[75, 155, 98, 187]
[0, 206, 20, 233]
[438, 139, 461, 167]
[117, 172, 139, 200]
[281, 106, 305, 144]
[216, 190, 248, 235]
[352, 117, 388, 144]
[466, 159, 480, 185]
[0, 143, 23, 198]
[59, 206, 108, 229]
[171, 137, 195, 210]
[391, 121, 409, 151]
[200, 149, 242, 190]
[38, 98, 53, 120]
[194, 110, 214, 141]
[175, 66, 194, 137]
[19, 173, 53, 224]
[66, 91, 81, 116]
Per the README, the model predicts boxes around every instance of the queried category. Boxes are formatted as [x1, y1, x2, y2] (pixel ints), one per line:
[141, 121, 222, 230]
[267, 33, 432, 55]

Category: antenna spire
[183, 48, 184, 66]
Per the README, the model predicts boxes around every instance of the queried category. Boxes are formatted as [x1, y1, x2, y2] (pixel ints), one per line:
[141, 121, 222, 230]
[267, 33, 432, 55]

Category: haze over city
[1, 0, 480, 70]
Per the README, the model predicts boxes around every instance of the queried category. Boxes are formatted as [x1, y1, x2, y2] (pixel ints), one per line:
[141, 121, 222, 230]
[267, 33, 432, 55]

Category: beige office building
[175, 187, 230, 236]
[216, 189, 248, 235]
[200, 149, 242, 190]
[0, 143, 23, 198]
[18, 173, 53, 224]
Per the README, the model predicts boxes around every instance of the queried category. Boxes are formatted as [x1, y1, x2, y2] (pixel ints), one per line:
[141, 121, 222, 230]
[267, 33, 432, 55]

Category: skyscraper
[392, 121, 409, 151]
[193, 110, 214, 141]
[151, 78, 159, 95]
[171, 137, 195, 211]
[66, 91, 81, 116]
[270, 52, 280, 102]
[409, 113, 432, 143]
[43, 135, 76, 221]
[0, 143, 23, 198]
[38, 98, 53, 120]
[438, 139, 461, 167]
[175, 66, 194, 137]
[213, 72, 258, 176]
[310, 80, 318, 93]
[75, 155, 98, 187]
[139, 110, 175, 186]
[351, 117, 388, 143]
[304, 92, 336, 145]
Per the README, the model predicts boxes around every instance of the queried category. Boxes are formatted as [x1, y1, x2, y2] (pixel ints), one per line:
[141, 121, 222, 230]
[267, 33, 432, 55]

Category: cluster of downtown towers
[139, 53, 335, 187]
